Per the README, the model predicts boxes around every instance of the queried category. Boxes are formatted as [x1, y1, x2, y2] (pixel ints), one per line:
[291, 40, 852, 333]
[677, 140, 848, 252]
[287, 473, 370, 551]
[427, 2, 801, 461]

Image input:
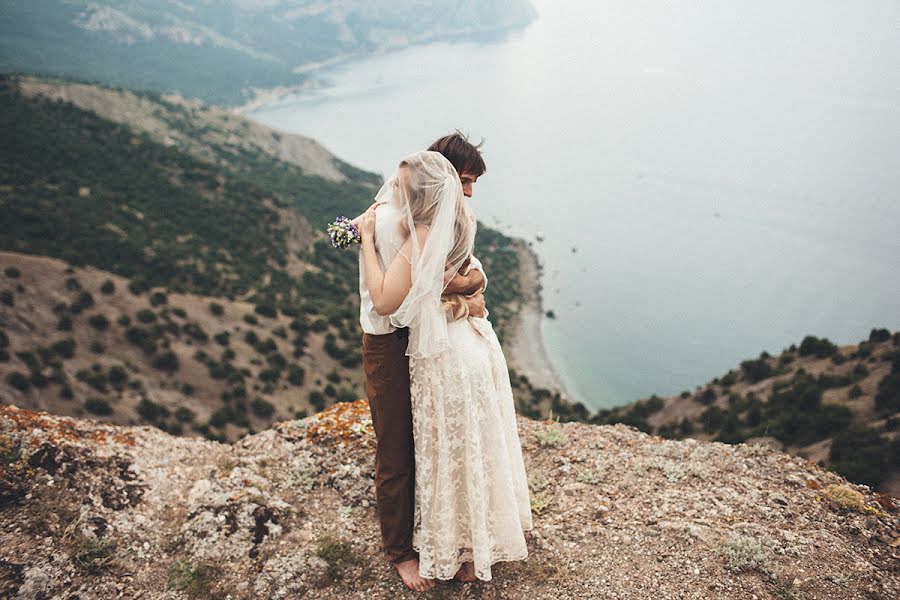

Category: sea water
[249, 0, 900, 410]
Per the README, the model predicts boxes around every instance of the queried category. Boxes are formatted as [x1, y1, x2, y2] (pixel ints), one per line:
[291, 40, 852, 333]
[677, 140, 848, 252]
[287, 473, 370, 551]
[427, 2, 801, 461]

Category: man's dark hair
[427, 130, 486, 177]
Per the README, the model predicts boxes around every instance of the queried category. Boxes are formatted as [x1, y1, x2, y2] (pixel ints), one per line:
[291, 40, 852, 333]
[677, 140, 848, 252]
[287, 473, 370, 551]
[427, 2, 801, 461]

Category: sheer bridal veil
[375, 150, 475, 359]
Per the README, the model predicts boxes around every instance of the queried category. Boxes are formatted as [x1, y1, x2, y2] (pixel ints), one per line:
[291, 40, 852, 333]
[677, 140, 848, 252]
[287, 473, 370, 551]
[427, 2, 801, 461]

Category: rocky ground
[1, 401, 898, 599]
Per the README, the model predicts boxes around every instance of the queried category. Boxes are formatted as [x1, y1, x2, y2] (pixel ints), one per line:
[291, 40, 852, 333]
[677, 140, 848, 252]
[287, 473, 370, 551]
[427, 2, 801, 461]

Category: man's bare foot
[454, 561, 476, 582]
[395, 559, 435, 593]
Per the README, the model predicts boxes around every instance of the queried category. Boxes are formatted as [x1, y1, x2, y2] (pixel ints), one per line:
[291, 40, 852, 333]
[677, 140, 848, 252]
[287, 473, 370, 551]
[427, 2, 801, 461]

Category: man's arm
[444, 255, 487, 295]
[444, 268, 484, 295]
[442, 255, 488, 319]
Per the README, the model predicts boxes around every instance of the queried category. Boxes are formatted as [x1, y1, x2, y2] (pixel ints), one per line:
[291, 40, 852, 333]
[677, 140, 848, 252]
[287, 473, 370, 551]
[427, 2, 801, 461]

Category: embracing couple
[354, 133, 531, 591]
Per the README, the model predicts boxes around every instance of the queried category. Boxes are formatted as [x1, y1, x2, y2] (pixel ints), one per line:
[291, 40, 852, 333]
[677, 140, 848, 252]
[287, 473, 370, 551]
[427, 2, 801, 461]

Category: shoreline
[502, 241, 573, 402]
[232, 23, 536, 116]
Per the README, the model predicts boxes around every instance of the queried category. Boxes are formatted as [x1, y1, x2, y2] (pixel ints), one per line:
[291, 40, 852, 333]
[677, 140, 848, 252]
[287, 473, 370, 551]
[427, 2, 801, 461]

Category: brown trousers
[362, 329, 417, 564]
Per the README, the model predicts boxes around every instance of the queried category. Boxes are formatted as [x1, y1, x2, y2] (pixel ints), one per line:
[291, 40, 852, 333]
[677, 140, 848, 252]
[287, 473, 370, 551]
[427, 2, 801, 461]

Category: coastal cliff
[0, 0, 537, 106]
[2, 401, 898, 599]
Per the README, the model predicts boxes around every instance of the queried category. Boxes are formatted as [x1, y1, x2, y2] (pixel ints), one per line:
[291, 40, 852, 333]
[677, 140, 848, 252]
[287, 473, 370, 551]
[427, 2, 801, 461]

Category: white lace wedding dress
[409, 315, 532, 581]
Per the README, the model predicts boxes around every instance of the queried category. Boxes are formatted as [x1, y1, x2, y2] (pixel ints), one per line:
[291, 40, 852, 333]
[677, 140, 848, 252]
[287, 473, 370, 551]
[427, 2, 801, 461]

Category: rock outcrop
[2, 401, 898, 599]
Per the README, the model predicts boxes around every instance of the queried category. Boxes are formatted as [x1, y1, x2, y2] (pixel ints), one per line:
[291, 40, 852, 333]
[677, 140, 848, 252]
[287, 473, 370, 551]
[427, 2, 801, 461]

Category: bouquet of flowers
[327, 216, 361, 249]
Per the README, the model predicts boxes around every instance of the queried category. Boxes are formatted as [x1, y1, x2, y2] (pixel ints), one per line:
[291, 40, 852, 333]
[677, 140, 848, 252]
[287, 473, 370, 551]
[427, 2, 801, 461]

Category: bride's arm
[361, 216, 429, 316]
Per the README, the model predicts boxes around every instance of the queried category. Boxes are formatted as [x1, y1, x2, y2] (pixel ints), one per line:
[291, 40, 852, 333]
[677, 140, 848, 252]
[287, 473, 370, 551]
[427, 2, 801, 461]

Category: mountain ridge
[0, 0, 537, 106]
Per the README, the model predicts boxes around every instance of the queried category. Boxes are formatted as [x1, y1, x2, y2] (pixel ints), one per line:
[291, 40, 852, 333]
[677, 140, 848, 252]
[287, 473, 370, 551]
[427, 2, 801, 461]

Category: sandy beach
[502, 241, 572, 400]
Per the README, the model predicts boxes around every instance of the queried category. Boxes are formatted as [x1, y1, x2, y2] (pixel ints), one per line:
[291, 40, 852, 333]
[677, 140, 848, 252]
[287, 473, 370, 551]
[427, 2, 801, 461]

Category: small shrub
[117, 314, 131, 326]
[51, 338, 76, 359]
[740, 359, 772, 383]
[174, 406, 195, 422]
[869, 328, 891, 344]
[702, 406, 725, 432]
[315, 535, 358, 582]
[89, 341, 105, 354]
[71, 534, 116, 574]
[100, 279, 115, 294]
[88, 314, 110, 331]
[254, 303, 277, 319]
[128, 279, 150, 295]
[125, 327, 156, 355]
[533, 421, 568, 447]
[848, 384, 863, 399]
[57, 316, 73, 331]
[153, 351, 180, 373]
[243, 314, 258, 325]
[697, 387, 717, 405]
[6, 371, 30, 391]
[0, 290, 13, 307]
[530, 494, 551, 516]
[821, 484, 865, 512]
[209, 302, 224, 317]
[136, 309, 157, 324]
[85, 397, 112, 415]
[137, 398, 169, 421]
[250, 398, 275, 418]
[720, 370, 738, 386]
[0, 330, 7, 349]
[213, 331, 230, 346]
[108, 365, 128, 388]
[71, 291, 94, 313]
[166, 559, 220, 597]
[209, 406, 236, 428]
[309, 390, 326, 412]
[337, 387, 357, 403]
[182, 323, 209, 343]
[799, 335, 837, 358]
[287, 364, 305, 386]
[716, 535, 768, 572]
[149, 291, 168, 306]
[3, 266, 20, 278]
[171, 307, 187, 318]
[258, 338, 277, 354]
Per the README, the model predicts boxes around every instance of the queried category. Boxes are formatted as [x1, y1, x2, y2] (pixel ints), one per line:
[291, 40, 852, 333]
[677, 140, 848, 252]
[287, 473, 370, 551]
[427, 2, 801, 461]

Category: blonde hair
[397, 159, 475, 287]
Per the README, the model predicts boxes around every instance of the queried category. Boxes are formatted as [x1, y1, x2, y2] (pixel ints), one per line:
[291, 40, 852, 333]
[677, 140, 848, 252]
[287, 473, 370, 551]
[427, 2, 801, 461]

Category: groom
[359, 132, 488, 592]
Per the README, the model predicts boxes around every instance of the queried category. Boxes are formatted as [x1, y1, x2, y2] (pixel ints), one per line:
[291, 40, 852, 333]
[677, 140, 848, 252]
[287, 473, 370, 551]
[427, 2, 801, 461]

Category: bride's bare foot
[395, 559, 435, 593]
[454, 561, 476, 582]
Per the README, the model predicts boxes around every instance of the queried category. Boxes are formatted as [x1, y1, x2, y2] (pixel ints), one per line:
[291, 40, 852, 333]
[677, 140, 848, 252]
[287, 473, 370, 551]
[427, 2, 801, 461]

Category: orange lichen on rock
[0, 404, 135, 447]
[305, 399, 373, 448]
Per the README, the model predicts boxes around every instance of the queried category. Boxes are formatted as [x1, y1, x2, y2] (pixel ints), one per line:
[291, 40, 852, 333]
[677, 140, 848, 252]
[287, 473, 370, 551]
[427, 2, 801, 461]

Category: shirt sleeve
[463, 255, 487, 292]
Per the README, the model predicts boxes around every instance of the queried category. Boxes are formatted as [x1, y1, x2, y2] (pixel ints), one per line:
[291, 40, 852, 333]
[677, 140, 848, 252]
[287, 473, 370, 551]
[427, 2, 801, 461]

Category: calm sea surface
[249, 0, 900, 410]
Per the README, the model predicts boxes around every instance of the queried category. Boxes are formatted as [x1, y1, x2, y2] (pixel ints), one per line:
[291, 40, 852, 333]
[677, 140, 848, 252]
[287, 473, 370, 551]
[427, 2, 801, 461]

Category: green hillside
[0, 75, 542, 440]
[0, 0, 536, 106]
[596, 330, 900, 493]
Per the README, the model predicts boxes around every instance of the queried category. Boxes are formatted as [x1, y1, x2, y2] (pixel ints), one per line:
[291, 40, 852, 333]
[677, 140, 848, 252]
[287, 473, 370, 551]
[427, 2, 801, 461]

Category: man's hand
[462, 291, 486, 319]
[445, 268, 485, 295]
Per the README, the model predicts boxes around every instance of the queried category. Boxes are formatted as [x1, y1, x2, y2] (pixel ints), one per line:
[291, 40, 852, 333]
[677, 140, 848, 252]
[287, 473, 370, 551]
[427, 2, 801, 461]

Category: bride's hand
[357, 202, 379, 242]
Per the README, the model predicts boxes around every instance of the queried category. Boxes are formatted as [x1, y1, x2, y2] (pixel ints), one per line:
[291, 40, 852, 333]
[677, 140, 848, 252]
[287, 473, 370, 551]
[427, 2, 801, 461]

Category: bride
[358, 150, 532, 583]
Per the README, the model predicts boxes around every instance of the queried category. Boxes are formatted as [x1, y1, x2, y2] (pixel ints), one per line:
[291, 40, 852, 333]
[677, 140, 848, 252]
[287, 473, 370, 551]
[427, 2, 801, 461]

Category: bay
[249, 0, 900, 410]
